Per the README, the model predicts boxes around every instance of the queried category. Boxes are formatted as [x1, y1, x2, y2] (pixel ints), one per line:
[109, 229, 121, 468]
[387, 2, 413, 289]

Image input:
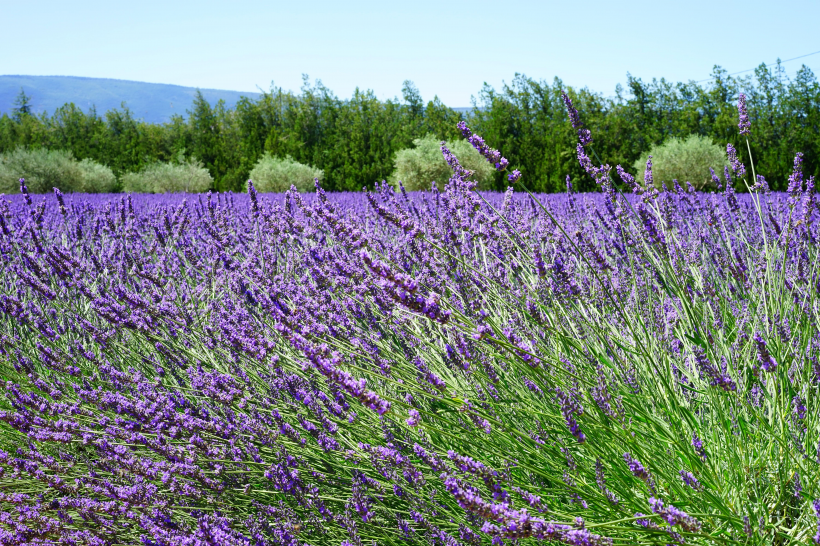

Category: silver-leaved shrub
[249, 153, 323, 193]
[0, 147, 118, 194]
[121, 159, 213, 193]
[633, 134, 729, 190]
[391, 135, 495, 191]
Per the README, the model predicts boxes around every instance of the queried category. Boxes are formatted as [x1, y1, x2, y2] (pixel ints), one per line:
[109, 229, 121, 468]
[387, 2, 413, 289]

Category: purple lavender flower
[753, 174, 769, 193]
[247, 179, 259, 217]
[19, 178, 32, 206]
[457, 122, 510, 171]
[644, 156, 654, 189]
[753, 333, 777, 372]
[624, 453, 654, 492]
[406, 409, 421, 427]
[793, 395, 807, 421]
[788, 152, 805, 206]
[679, 470, 702, 491]
[556, 387, 585, 443]
[710, 167, 722, 190]
[53, 187, 66, 216]
[561, 91, 593, 146]
[727, 143, 746, 177]
[692, 432, 707, 461]
[616, 165, 639, 193]
[813, 499, 820, 544]
[738, 93, 751, 135]
[595, 458, 619, 504]
[692, 348, 736, 391]
[649, 497, 702, 532]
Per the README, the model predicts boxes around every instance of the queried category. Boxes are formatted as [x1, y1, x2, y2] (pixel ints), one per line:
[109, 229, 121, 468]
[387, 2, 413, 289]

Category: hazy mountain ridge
[0, 75, 263, 124]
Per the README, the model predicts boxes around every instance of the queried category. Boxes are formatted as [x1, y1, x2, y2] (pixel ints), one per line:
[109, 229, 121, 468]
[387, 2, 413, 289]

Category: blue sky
[4, 0, 820, 106]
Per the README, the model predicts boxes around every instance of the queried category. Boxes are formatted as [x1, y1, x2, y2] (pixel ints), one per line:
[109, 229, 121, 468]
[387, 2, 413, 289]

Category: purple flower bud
[692, 432, 707, 461]
[753, 333, 777, 372]
[679, 470, 702, 491]
[561, 91, 593, 146]
[788, 152, 805, 206]
[738, 93, 751, 135]
[793, 395, 807, 420]
[727, 143, 746, 177]
[406, 409, 421, 427]
[457, 122, 510, 173]
[649, 497, 702, 532]
[812, 499, 820, 544]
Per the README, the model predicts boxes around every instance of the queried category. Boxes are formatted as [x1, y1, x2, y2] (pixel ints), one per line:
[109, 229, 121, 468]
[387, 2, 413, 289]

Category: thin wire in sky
[694, 48, 820, 83]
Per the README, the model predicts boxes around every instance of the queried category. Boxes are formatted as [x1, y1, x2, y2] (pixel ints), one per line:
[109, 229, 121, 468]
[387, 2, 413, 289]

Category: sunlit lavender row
[1, 106, 819, 546]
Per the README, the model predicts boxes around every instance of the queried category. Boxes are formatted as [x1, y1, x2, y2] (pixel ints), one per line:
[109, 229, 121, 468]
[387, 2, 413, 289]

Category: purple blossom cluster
[738, 93, 751, 136]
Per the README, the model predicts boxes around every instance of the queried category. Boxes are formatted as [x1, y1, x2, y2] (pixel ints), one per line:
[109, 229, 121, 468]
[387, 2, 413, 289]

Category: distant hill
[0, 75, 263, 124]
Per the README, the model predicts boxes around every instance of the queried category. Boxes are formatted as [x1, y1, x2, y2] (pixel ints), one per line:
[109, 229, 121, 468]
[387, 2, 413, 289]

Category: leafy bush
[0, 147, 118, 194]
[0, 147, 83, 193]
[121, 159, 213, 193]
[390, 135, 495, 191]
[249, 154, 323, 193]
[77, 158, 117, 193]
[632, 134, 729, 190]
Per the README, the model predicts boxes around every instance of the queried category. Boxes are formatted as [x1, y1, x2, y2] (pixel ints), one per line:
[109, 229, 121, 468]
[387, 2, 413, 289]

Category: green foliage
[0, 64, 818, 192]
[0, 147, 83, 193]
[632, 135, 729, 190]
[12, 88, 32, 121]
[390, 135, 495, 190]
[249, 153, 323, 192]
[0, 147, 116, 194]
[121, 159, 213, 193]
[76, 158, 117, 193]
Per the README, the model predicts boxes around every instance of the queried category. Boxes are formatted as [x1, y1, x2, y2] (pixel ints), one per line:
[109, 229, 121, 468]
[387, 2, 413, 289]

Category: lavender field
[0, 106, 819, 546]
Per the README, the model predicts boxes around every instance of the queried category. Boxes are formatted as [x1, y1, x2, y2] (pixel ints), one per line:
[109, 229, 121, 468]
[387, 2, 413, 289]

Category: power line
[694, 48, 820, 83]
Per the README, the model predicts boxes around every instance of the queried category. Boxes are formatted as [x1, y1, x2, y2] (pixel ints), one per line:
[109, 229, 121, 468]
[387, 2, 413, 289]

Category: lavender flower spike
[53, 187, 67, 216]
[649, 497, 702, 532]
[561, 91, 593, 146]
[457, 121, 510, 171]
[644, 156, 654, 189]
[738, 93, 751, 135]
[813, 499, 820, 544]
[406, 409, 421, 427]
[247, 179, 259, 217]
[624, 453, 650, 481]
[727, 143, 746, 177]
[753, 333, 777, 372]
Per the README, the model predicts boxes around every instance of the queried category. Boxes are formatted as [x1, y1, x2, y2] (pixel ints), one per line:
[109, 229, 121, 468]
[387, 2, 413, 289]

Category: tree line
[1, 63, 818, 193]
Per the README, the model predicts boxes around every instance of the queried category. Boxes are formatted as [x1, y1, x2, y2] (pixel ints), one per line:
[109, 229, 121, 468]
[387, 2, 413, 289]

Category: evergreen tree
[12, 88, 33, 121]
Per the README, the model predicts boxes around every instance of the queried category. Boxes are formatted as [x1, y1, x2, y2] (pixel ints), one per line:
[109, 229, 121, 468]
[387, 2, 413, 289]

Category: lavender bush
[0, 92, 818, 546]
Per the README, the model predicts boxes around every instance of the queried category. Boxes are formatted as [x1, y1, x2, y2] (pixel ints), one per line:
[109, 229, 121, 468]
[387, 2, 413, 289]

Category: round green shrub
[632, 134, 729, 190]
[77, 158, 117, 193]
[249, 154, 323, 193]
[121, 159, 213, 193]
[0, 147, 83, 194]
[390, 135, 495, 191]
